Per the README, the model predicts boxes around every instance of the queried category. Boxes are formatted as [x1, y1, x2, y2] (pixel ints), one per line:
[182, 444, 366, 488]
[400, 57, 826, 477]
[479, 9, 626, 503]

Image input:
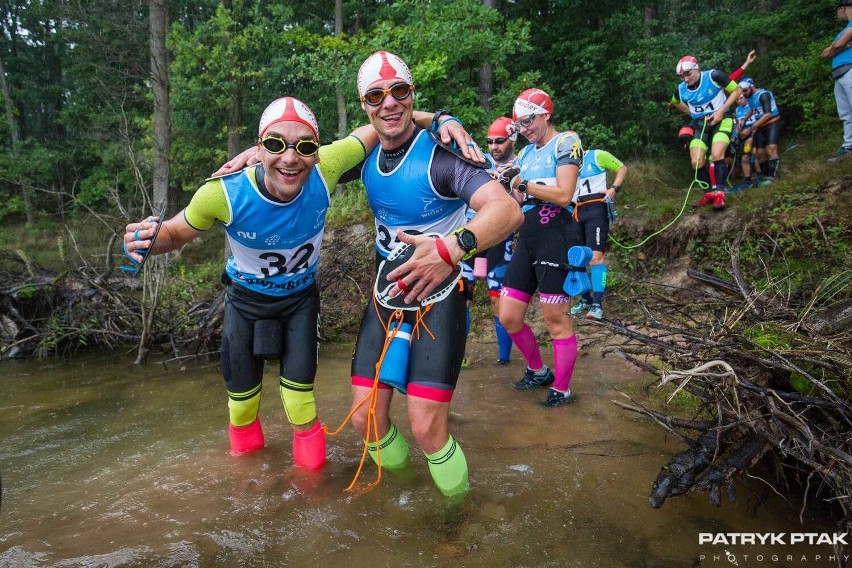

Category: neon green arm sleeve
[723, 79, 738, 94]
[184, 179, 231, 230]
[316, 135, 367, 187]
[594, 150, 624, 173]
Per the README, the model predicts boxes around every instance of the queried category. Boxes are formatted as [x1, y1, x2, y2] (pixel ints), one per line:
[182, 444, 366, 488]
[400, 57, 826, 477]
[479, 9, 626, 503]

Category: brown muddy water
[0, 342, 840, 567]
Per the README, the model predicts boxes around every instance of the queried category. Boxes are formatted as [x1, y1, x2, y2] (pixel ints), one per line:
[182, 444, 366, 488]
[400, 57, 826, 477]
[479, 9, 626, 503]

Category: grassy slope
[610, 134, 852, 305]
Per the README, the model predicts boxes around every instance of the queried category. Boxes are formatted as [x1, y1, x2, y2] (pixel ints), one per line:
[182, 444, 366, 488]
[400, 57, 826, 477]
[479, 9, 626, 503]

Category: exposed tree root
[597, 257, 851, 557]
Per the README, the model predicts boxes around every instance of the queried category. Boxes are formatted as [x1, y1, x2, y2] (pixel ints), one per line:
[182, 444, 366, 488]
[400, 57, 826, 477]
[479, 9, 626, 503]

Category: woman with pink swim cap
[499, 87, 584, 408]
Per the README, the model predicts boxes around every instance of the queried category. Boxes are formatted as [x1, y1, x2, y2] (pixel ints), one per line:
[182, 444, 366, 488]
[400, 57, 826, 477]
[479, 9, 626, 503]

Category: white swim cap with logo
[675, 55, 699, 75]
[258, 96, 319, 140]
[512, 88, 554, 121]
[357, 51, 413, 98]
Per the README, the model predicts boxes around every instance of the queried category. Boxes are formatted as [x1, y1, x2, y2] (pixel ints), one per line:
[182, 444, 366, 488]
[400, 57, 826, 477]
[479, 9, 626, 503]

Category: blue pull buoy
[378, 322, 412, 394]
[563, 246, 593, 297]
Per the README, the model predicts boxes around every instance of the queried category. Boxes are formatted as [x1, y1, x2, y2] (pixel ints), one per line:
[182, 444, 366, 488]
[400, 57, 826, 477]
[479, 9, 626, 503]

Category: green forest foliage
[0, 0, 842, 221]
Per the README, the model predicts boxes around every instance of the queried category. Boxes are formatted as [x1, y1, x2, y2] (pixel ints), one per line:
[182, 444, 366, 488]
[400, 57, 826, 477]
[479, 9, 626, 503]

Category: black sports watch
[452, 227, 478, 260]
[431, 109, 453, 131]
[516, 179, 529, 194]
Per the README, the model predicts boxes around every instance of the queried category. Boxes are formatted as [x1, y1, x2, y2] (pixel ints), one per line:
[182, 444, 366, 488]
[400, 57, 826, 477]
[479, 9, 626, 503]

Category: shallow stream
[0, 343, 839, 567]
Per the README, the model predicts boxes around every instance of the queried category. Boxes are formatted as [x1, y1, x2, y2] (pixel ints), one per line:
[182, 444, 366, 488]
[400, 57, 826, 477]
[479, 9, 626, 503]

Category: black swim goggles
[486, 137, 508, 145]
[360, 82, 415, 106]
[258, 136, 320, 157]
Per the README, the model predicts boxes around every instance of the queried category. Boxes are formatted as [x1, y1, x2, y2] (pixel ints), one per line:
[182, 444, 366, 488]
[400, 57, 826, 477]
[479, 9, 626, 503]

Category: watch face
[457, 229, 476, 251]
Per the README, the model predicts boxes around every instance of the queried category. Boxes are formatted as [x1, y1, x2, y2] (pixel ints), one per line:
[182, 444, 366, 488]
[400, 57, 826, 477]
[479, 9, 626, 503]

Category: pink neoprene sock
[228, 418, 265, 456]
[293, 422, 327, 470]
[552, 335, 578, 392]
[508, 324, 544, 370]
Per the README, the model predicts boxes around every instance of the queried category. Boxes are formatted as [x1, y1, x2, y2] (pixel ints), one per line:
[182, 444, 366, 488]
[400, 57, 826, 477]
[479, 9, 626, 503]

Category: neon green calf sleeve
[367, 423, 410, 470]
[279, 377, 317, 426]
[425, 436, 469, 498]
[227, 384, 262, 427]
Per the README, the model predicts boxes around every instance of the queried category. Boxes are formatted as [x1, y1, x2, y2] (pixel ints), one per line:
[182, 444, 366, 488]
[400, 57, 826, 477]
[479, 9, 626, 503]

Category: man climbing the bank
[670, 55, 742, 210]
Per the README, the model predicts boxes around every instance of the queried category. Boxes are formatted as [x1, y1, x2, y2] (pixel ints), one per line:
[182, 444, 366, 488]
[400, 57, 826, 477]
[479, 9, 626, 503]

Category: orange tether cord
[323, 297, 436, 493]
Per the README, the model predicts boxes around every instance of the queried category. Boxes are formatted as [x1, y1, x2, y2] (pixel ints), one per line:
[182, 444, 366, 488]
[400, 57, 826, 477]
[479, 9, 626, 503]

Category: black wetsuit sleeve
[710, 69, 729, 87]
[338, 161, 364, 184]
[759, 92, 773, 114]
[429, 149, 493, 205]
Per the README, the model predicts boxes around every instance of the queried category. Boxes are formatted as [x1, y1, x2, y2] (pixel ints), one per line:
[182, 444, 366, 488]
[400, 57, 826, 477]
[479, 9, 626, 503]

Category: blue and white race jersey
[517, 135, 561, 187]
[221, 165, 330, 296]
[516, 131, 583, 211]
[747, 89, 780, 119]
[577, 148, 607, 199]
[678, 70, 728, 119]
[736, 103, 759, 128]
[362, 129, 467, 257]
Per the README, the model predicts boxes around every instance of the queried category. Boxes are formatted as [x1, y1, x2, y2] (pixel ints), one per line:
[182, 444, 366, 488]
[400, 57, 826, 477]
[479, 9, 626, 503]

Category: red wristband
[434, 237, 455, 268]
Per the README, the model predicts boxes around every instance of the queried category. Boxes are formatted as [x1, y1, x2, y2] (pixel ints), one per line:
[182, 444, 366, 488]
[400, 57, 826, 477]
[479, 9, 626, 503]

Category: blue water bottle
[378, 322, 412, 394]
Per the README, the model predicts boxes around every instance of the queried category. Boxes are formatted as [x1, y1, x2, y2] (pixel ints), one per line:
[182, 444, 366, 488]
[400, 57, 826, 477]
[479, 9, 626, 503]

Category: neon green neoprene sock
[366, 423, 410, 470]
[227, 384, 262, 427]
[279, 377, 317, 426]
[425, 435, 469, 498]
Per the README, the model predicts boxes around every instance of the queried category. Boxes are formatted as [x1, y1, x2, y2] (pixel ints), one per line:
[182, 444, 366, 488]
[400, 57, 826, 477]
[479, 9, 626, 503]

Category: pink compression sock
[508, 324, 544, 370]
[228, 418, 265, 456]
[293, 422, 327, 470]
[552, 335, 578, 392]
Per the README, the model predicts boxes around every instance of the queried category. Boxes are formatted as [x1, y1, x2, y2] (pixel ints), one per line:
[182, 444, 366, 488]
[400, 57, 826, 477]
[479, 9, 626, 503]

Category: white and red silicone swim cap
[487, 117, 518, 141]
[676, 55, 699, 75]
[258, 97, 319, 140]
[357, 51, 414, 98]
[512, 88, 554, 121]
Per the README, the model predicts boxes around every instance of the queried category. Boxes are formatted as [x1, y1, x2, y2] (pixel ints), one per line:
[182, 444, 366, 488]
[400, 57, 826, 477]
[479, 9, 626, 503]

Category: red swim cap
[512, 88, 554, 121]
[258, 97, 319, 140]
[487, 117, 517, 141]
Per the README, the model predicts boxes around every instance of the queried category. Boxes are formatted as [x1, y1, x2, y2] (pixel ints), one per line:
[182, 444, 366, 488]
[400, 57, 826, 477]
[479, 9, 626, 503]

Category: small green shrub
[327, 181, 372, 229]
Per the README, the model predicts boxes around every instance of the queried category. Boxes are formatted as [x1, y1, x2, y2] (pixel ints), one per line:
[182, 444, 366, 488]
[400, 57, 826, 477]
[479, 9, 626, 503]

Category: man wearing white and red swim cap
[124, 96, 381, 470]
[498, 87, 584, 409]
[349, 50, 523, 499]
[670, 55, 742, 210]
